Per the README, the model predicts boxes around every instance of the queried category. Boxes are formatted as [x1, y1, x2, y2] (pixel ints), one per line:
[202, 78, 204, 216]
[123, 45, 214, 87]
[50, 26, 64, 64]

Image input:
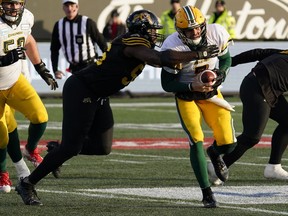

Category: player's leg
[201, 91, 237, 154]
[16, 75, 101, 205]
[5, 105, 30, 180]
[264, 95, 288, 179]
[223, 73, 270, 168]
[176, 98, 217, 208]
[0, 103, 12, 193]
[29, 75, 96, 183]
[80, 98, 114, 155]
[0, 147, 11, 193]
[7, 74, 48, 167]
[199, 94, 236, 184]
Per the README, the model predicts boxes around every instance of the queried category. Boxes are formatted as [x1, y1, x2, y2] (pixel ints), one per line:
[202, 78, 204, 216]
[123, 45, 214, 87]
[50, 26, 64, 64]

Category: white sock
[14, 158, 31, 179]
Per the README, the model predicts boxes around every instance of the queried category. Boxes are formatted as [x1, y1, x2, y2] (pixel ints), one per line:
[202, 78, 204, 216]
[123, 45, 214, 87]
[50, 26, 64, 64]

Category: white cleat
[207, 161, 224, 186]
[264, 164, 288, 180]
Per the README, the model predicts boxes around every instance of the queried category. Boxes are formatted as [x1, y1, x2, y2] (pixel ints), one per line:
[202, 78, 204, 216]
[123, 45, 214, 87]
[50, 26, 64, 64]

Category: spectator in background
[159, 0, 181, 39]
[103, 9, 126, 43]
[50, 0, 107, 79]
[208, 0, 236, 39]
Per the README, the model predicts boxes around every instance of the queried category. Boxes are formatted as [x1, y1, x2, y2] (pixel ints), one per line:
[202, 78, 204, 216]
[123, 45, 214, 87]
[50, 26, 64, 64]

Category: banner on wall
[28, 0, 288, 41]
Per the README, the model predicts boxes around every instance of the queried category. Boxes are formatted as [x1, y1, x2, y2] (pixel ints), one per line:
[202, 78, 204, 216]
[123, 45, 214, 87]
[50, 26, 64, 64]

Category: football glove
[0, 47, 26, 67]
[212, 68, 226, 89]
[34, 60, 58, 90]
[196, 45, 219, 59]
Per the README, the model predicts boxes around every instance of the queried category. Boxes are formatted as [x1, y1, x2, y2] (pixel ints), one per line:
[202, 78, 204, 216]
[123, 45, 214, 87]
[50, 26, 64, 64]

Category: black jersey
[232, 48, 288, 106]
[74, 32, 153, 97]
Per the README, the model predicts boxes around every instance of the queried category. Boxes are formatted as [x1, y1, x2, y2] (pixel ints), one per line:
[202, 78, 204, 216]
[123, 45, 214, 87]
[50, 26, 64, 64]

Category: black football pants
[223, 72, 288, 167]
[29, 75, 114, 185]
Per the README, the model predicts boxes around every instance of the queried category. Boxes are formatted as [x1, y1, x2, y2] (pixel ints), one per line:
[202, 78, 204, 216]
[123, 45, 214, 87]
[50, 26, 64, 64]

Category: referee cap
[63, 0, 78, 4]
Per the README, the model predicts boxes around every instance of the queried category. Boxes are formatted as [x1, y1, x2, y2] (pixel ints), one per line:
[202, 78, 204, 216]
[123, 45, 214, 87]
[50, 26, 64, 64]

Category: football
[198, 70, 217, 85]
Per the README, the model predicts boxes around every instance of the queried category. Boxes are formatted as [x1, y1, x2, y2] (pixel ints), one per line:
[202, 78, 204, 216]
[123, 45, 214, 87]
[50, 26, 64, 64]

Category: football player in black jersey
[15, 9, 220, 205]
[208, 48, 288, 181]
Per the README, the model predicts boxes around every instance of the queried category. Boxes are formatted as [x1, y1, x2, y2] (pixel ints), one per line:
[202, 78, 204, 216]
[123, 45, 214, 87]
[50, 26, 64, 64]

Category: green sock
[7, 128, 22, 163]
[213, 142, 237, 155]
[26, 122, 47, 151]
[0, 147, 7, 172]
[190, 141, 210, 188]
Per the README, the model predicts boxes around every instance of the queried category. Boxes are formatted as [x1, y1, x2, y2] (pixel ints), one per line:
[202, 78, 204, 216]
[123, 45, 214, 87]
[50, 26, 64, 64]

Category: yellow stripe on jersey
[122, 37, 151, 48]
[280, 50, 288, 55]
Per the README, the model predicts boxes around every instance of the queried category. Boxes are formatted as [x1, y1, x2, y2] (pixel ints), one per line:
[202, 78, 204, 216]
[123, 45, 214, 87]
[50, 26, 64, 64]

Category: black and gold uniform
[222, 49, 288, 175]
[74, 33, 150, 97]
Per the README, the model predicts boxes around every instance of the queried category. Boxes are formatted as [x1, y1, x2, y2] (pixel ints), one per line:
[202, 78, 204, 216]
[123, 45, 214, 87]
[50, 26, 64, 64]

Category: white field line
[44, 102, 243, 108]
[107, 159, 146, 164]
[111, 152, 287, 168]
[12, 186, 288, 215]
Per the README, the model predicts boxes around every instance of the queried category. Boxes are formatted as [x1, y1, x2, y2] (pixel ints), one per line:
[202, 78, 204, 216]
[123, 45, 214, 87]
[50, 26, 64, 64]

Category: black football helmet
[0, 0, 25, 25]
[126, 9, 164, 47]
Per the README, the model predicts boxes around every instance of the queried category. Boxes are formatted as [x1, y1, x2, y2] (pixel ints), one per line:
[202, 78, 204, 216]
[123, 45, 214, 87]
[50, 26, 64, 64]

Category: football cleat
[206, 146, 229, 182]
[0, 171, 12, 193]
[264, 164, 288, 180]
[207, 161, 224, 186]
[22, 147, 43, 167]
[46, 141, 62, 178]
[202, 193, 218, 208]
[15, 177, 42, 206]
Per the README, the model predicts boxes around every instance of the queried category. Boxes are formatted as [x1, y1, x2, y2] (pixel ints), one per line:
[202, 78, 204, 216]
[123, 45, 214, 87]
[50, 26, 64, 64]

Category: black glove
[212, 68, 226, 89]
[34, 60, 58, 90]
[196, 45, 219, 59]
[0, 47, 26, 67]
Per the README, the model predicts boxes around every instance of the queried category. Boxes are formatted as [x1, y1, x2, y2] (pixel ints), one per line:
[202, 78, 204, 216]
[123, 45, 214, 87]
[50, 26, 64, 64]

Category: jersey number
[3, 37, 25, 53]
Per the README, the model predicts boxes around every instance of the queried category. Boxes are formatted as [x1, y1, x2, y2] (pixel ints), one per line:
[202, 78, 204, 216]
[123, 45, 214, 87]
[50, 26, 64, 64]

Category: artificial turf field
[0, 96, 287, 216]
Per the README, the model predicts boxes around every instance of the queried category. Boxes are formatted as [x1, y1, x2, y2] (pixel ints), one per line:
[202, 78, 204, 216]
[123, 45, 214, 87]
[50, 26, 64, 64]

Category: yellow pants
[176, 91, 236, 146]
[0, 74, 48, 148]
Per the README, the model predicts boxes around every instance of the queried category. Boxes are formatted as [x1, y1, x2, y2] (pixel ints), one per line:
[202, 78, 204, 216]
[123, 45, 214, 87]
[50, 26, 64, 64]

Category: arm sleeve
[161, 68, 190, 93]
[218, 50, 232, 75]
[231, 48, 283, 67]
[50, 22, 61, 73]
[87, 18, 108, 52]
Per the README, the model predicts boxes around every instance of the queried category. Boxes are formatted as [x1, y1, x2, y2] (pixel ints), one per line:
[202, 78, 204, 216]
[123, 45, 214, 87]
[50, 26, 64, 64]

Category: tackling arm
[231, 48, 283, 67]
[124, 45, 219, 68]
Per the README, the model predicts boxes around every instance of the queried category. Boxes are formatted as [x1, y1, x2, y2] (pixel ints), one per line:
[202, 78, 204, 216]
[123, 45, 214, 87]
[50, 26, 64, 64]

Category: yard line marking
[112, 152, 187, 160]
[11, 185, 287, 215]
[44, 102, 243, 108]
[108, 159, 146, 164]
[78, 186, 288, 214]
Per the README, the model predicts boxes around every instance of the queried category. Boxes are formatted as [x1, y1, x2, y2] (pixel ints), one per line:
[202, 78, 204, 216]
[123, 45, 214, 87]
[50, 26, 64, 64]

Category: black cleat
[46, 141, 61, 178]
[207, 146, 229, 182]
[202, 193, 218, 208]
[15, 177, 43, 206]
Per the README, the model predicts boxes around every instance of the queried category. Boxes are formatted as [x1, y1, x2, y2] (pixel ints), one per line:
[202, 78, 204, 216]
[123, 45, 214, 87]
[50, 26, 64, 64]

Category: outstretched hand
[34, 60, 58, 90]
[196, 45, 219, 59]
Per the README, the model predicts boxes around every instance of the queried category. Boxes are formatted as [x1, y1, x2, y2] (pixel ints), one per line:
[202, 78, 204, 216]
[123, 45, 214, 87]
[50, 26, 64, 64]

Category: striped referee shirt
[50, 14, 107, 73]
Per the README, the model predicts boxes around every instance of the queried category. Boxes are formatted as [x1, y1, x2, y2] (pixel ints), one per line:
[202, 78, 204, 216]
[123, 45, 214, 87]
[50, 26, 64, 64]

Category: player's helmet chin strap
[0, 3, 24, 27]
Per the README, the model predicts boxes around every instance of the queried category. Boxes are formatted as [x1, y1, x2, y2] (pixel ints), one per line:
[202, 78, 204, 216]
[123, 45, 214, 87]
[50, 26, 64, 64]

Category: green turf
[2, 96, 287, 216]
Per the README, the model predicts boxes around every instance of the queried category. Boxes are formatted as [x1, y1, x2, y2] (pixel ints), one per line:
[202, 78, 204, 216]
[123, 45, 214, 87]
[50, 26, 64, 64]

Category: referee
[51, 0, 107, 79]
